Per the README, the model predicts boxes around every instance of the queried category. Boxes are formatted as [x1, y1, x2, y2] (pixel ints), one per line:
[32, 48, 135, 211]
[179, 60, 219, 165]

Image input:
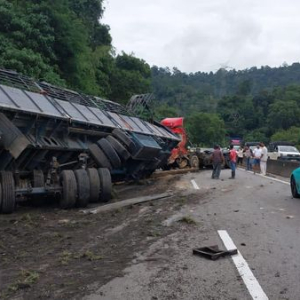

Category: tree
[185, 112, 226, 146]
[267, 101, 300, 131]
[270, 126, 300, 147]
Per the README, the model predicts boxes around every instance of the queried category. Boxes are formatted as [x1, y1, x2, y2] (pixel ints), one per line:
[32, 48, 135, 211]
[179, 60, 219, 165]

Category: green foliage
[267, 100, 300, 131]
[0, 0, 149, 103]
[271, 126, 300, 147]
[154, 104, 179, 120]
[185, 112, 226, 146]
[108, 52, 151, 104]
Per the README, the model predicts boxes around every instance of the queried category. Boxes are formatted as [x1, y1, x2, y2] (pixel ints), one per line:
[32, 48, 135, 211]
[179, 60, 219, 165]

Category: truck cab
[268, 142, 300, 161]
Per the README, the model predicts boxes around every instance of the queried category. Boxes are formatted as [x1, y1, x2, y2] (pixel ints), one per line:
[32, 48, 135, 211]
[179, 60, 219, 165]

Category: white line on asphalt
[218, 230, 269, 300]
[191, 180, 200, 190]
[239, 168, 289, 185]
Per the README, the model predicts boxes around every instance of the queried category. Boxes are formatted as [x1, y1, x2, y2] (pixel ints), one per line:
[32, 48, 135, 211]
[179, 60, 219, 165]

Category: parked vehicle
[268, 142, 300, 161]
[290, 167, 300, 198]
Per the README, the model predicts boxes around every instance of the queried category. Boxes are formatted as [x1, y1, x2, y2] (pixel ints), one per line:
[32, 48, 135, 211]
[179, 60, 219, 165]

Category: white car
[268, 145, 300, 161]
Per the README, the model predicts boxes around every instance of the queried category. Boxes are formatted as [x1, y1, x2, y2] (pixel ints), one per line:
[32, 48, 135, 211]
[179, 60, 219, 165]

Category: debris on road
[81, 192, 173, 214]
[193, 245, 238, 260]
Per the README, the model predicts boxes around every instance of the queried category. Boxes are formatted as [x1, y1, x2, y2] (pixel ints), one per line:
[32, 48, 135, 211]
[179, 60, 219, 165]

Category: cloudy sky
[102, 0, 300, 73]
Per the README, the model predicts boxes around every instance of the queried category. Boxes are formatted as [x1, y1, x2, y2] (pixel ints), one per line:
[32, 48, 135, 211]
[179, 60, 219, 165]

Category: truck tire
[189, 155, 199, 168]
[87, 168, 100, 203]
[106, 135, 131, 161]
[1, 172, 15, 214]
[74, 169, 90, 207]
[88, 143, 112, 170]
[112, 129, 135, 153]
[98, 168, 112, 202]
[60, 170, 77, 209]
[97, 138, 121, 169]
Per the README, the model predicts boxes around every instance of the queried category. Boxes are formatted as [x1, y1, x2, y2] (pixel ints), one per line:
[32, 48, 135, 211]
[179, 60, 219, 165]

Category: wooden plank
[81, 192, 173, 214]
[152, 168, 198, 178]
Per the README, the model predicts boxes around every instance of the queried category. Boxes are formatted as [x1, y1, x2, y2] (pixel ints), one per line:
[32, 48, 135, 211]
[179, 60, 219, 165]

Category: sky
[102, 0, 300, 73]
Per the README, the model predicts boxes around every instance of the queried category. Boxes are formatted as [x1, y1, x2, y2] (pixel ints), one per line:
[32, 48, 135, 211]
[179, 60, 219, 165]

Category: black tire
[88, 143, 112, 170]
[87, 168, 100, 203]
[33, 170, 44, 187]
[291, 176, 300, 198]
[74, 169, 90, 207]
[106, 135, 131, 161]
[97, 138, 121, 169]
[60, 170, 77, 209]
[98, 168, 112, 202]
[1, 172, 15, 214]
[112, 129, 135, 153]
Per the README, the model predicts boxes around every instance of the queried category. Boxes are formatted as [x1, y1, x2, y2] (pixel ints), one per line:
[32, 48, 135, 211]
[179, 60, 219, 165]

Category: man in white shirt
[252, 145, 262, 174]
[259, 142, 268, 176]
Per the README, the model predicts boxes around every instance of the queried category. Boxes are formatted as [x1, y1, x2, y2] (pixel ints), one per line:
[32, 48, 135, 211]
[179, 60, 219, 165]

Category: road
[84, 167, 300, 300]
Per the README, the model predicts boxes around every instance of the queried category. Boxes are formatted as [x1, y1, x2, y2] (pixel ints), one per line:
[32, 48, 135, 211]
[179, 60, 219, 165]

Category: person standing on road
[252, 145, 262, 174]
[244, 146, 253, 171]
[237, 147, 244, 166]
[211, 145, 225, 179]
[259, 142, 268, 176]
[229, 145, 237, 179]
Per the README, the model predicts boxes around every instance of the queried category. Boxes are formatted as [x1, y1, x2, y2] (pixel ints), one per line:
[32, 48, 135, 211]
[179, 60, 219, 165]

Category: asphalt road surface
[84, 167, 300, 300]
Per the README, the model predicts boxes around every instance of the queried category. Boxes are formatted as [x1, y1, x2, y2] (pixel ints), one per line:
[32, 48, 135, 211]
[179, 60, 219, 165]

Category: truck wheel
[87, 168, 100, 203]
[291, 176, 300, 198]
[74, 169, 90, 207]
[88, 144, 112, 170]
[106, 135, 131, 161]
[33, 170, 44, 187]
[1, 171, 16, 214]
[60, 170, 77, 209]
[112, 129, 135, 153]
[98, 168, 112, 202]
[176, 158, 188, 169]
[97, 138, 121, 169]
[189, 155, 199, 168]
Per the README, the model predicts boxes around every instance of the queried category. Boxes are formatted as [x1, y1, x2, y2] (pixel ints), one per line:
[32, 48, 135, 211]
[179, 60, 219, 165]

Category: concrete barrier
[241, 158, 300, 178]
[266, 159, 300, 178]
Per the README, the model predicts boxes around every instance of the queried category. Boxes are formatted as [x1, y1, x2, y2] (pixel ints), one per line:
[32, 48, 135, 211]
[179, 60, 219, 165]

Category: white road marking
[218, 230, 269, 300]
[191, 180, 200, 190]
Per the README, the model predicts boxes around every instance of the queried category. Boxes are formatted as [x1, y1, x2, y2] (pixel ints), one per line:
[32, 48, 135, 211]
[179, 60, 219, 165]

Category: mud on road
[0, 172, 210, 300]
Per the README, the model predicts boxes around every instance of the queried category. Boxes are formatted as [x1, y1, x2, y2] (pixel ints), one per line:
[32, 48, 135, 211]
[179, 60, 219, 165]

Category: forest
[1, 0, 300, 147]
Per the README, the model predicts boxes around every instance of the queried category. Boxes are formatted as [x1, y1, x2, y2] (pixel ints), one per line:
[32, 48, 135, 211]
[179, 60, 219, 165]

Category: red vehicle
[161, 117, 199, 169]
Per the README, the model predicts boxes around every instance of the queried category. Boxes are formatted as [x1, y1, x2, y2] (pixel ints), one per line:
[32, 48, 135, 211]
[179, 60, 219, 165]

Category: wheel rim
[190, 156, 199, 168]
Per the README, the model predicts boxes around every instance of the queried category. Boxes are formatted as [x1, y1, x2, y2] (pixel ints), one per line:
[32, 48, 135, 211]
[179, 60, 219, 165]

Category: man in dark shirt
[211, 145, 225, 179]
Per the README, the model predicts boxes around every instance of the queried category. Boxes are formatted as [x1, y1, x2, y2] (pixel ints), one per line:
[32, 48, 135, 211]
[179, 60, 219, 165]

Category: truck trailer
[0, 69, 180, 213]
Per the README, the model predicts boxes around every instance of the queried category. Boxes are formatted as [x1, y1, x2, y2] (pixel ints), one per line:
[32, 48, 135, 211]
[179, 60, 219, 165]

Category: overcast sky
[102, 0, 300, 73]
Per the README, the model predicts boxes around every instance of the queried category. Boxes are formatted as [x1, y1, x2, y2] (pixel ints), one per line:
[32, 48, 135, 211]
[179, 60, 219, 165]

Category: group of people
[211, 143, 268, 180]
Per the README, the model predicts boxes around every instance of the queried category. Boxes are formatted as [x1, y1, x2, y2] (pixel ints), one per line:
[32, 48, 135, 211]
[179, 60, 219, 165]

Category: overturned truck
[0, 69, 180, 213]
